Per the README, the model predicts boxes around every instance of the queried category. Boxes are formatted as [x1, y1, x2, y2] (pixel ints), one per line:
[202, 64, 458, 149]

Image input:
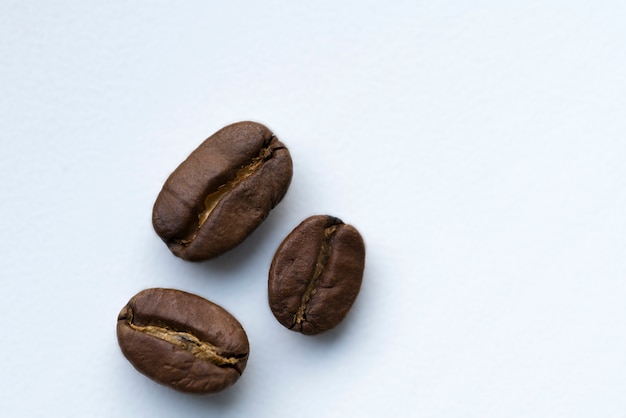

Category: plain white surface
[1, 1, 626, 417]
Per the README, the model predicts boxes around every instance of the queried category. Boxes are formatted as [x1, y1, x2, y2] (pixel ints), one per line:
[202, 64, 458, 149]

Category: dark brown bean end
[152, 121, 293, 261]
[268, 215, 366, 335]
[116, 288, 249, 394]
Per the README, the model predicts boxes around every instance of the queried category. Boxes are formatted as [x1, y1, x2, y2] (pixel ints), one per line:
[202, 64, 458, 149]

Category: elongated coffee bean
[152, 121, 293, 261]
[268, 215, 365, 335]
[117, 288, 249, 394]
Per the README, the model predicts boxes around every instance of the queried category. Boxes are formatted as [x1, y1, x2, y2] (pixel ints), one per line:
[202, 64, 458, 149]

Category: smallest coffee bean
[268, 215, 366, 335]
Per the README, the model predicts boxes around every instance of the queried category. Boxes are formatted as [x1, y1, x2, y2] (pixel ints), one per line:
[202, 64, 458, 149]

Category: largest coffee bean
[268, 215, 366, 335]
[153, 121, 293, 261]
[117, 288, 249, 394]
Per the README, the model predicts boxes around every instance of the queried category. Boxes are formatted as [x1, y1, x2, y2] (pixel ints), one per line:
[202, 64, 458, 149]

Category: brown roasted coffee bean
[152, 121, 293, 261]
[117, 288, 249, 394]
[268, 215, 365, 335]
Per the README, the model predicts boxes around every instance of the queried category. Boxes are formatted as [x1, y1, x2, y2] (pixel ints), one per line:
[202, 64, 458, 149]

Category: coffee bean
[268, 215, 365, 335]
[117, 288, 249, 394]
[152, 121, 293, 261]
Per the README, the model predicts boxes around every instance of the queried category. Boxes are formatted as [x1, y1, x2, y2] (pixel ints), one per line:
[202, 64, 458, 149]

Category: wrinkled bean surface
[117, 288, 249, 394]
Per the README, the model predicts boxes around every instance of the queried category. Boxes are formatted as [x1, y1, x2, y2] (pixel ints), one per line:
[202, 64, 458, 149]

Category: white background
[1, 1, 625, 417]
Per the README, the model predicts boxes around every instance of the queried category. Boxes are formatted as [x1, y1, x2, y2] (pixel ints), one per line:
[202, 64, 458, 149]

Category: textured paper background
[1, 1, 625, 417]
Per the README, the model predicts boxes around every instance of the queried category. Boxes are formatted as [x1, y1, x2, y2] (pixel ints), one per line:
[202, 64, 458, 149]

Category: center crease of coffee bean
[291, 224, 340, 329]
[128, 322, 243, 373]
[175, 142, 279, 246]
